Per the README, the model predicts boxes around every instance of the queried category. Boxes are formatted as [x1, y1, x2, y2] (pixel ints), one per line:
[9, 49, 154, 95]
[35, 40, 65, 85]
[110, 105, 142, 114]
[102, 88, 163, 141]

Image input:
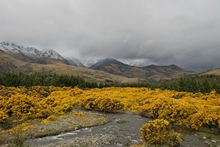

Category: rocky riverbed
[27, 111, 220, 147]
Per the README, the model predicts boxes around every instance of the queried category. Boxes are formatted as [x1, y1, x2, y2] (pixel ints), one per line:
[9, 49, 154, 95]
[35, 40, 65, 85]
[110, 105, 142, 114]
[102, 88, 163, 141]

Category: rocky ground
[0, 110, 108, 146]
[27, 112, 220, 147]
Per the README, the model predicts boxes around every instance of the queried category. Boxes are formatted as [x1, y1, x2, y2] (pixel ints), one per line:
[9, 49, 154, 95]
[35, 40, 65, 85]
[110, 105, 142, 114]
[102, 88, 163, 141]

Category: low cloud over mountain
[0, 0, 220, 71]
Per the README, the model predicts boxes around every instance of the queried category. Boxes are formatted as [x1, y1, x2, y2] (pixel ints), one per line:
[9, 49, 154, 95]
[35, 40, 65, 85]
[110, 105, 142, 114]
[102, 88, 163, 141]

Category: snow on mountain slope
[40, 49, 64, 60]
[65, 57, 85, 67]
[0, 42, 42, 58]
[0, 42, 64, 60]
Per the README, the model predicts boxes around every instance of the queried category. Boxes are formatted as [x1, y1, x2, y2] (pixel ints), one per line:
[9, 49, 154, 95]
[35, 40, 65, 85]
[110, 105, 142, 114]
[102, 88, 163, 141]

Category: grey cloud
[0, 0, 220, 71]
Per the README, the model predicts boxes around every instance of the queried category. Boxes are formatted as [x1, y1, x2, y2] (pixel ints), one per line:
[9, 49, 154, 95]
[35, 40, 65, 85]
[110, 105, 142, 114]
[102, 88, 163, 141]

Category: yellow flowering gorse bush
[0, 86, 219, 131]
[140, 119, 182, 146]
[81, 97, 124, 112]
[0, 111, 8, 123]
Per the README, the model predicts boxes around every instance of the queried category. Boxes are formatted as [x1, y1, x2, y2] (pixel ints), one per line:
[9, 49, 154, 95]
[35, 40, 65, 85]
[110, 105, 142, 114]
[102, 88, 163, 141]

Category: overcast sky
[0, 0, 220, 71]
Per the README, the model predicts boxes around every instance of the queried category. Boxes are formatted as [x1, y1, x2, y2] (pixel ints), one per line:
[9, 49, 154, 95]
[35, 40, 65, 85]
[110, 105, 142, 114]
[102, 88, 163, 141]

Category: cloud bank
[0, 0, 220, 71]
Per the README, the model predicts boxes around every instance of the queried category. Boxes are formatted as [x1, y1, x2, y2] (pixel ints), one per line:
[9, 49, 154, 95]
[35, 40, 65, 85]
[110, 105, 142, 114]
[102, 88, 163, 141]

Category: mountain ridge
[91, 58, 192, 81]
[0, 42, 83, 67]
[0, 42, 193, 82]
[0, 50, 139, 83]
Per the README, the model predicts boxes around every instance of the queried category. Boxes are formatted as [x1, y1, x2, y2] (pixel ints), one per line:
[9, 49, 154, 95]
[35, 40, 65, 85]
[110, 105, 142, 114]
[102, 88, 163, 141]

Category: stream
[27, 112, 216, 147]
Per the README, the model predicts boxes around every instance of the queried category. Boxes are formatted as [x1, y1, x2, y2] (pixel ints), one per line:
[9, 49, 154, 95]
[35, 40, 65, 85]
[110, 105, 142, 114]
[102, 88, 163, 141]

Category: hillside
[202, 68, 220, 75]
[0, 51, 139, 83]
[0, 42, 83, 67]
[91, 58, 191, 81]
[0, 42, 192, 83]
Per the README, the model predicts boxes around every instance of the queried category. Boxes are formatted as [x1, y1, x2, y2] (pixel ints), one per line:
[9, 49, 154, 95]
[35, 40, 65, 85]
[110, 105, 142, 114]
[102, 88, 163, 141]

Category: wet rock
[132, 139, 139, 144]
[27, 112, 218, 147]
[211, 140, 216, 143]
[203, 136, 207, 140]
[204, 140, 212, 146]
[116, 143, 123, 146]
[140, 111, 151, 118]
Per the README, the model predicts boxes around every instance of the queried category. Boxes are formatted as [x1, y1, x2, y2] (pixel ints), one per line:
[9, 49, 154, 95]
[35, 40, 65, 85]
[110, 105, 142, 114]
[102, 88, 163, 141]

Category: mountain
[91, 58, 127, 68]
[0, 42, 192, 83]
[91, 58, 191, 81]
[0, 42, 64, 60]
[91, 58, 145, 78]
[0, 45, 138, 83]
[0, 42, 83, 66]
[65, 57, 85, 67]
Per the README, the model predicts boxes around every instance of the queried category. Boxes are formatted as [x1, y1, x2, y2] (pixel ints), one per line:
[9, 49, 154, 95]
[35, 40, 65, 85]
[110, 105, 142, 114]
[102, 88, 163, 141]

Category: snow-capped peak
[40, 49, 64, 60]
[0, 42, 64, 60]
[0, 41, 27, 54]
[0, 42, 85, 67]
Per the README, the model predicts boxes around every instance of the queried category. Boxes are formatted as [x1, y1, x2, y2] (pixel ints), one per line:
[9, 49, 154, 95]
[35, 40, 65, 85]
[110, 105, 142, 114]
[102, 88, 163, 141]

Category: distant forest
[0, 72, 220, 94]
[159, 75, 220, 94]
[0, 72, 98, 88]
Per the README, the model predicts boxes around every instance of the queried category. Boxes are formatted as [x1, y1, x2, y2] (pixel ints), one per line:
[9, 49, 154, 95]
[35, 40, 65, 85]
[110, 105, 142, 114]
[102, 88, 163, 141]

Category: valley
[1, 1, 220, 146]
[0, 43, 220, 147]
[0, 42, 192, 83]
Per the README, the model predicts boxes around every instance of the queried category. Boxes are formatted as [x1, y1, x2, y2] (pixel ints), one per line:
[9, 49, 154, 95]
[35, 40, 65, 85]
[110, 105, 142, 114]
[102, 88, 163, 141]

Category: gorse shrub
[0, 86, 219, 130]
[0, 86, 219, 146]
[0, 87, 82, 120]
[140, 119, 182, 146]
[5, 94, 40, 119]
[0, 111, 8, 123]
[142, 98, 197, 126]
[188, 107, 220, 130]
[81, 97, 124, 112]
[96, 98, 124, 112]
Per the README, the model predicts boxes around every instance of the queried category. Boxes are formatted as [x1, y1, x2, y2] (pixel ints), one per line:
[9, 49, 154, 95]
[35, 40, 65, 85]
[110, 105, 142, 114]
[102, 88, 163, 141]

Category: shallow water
[28, 113, 148, 146]
[27, 112, 218, 147]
